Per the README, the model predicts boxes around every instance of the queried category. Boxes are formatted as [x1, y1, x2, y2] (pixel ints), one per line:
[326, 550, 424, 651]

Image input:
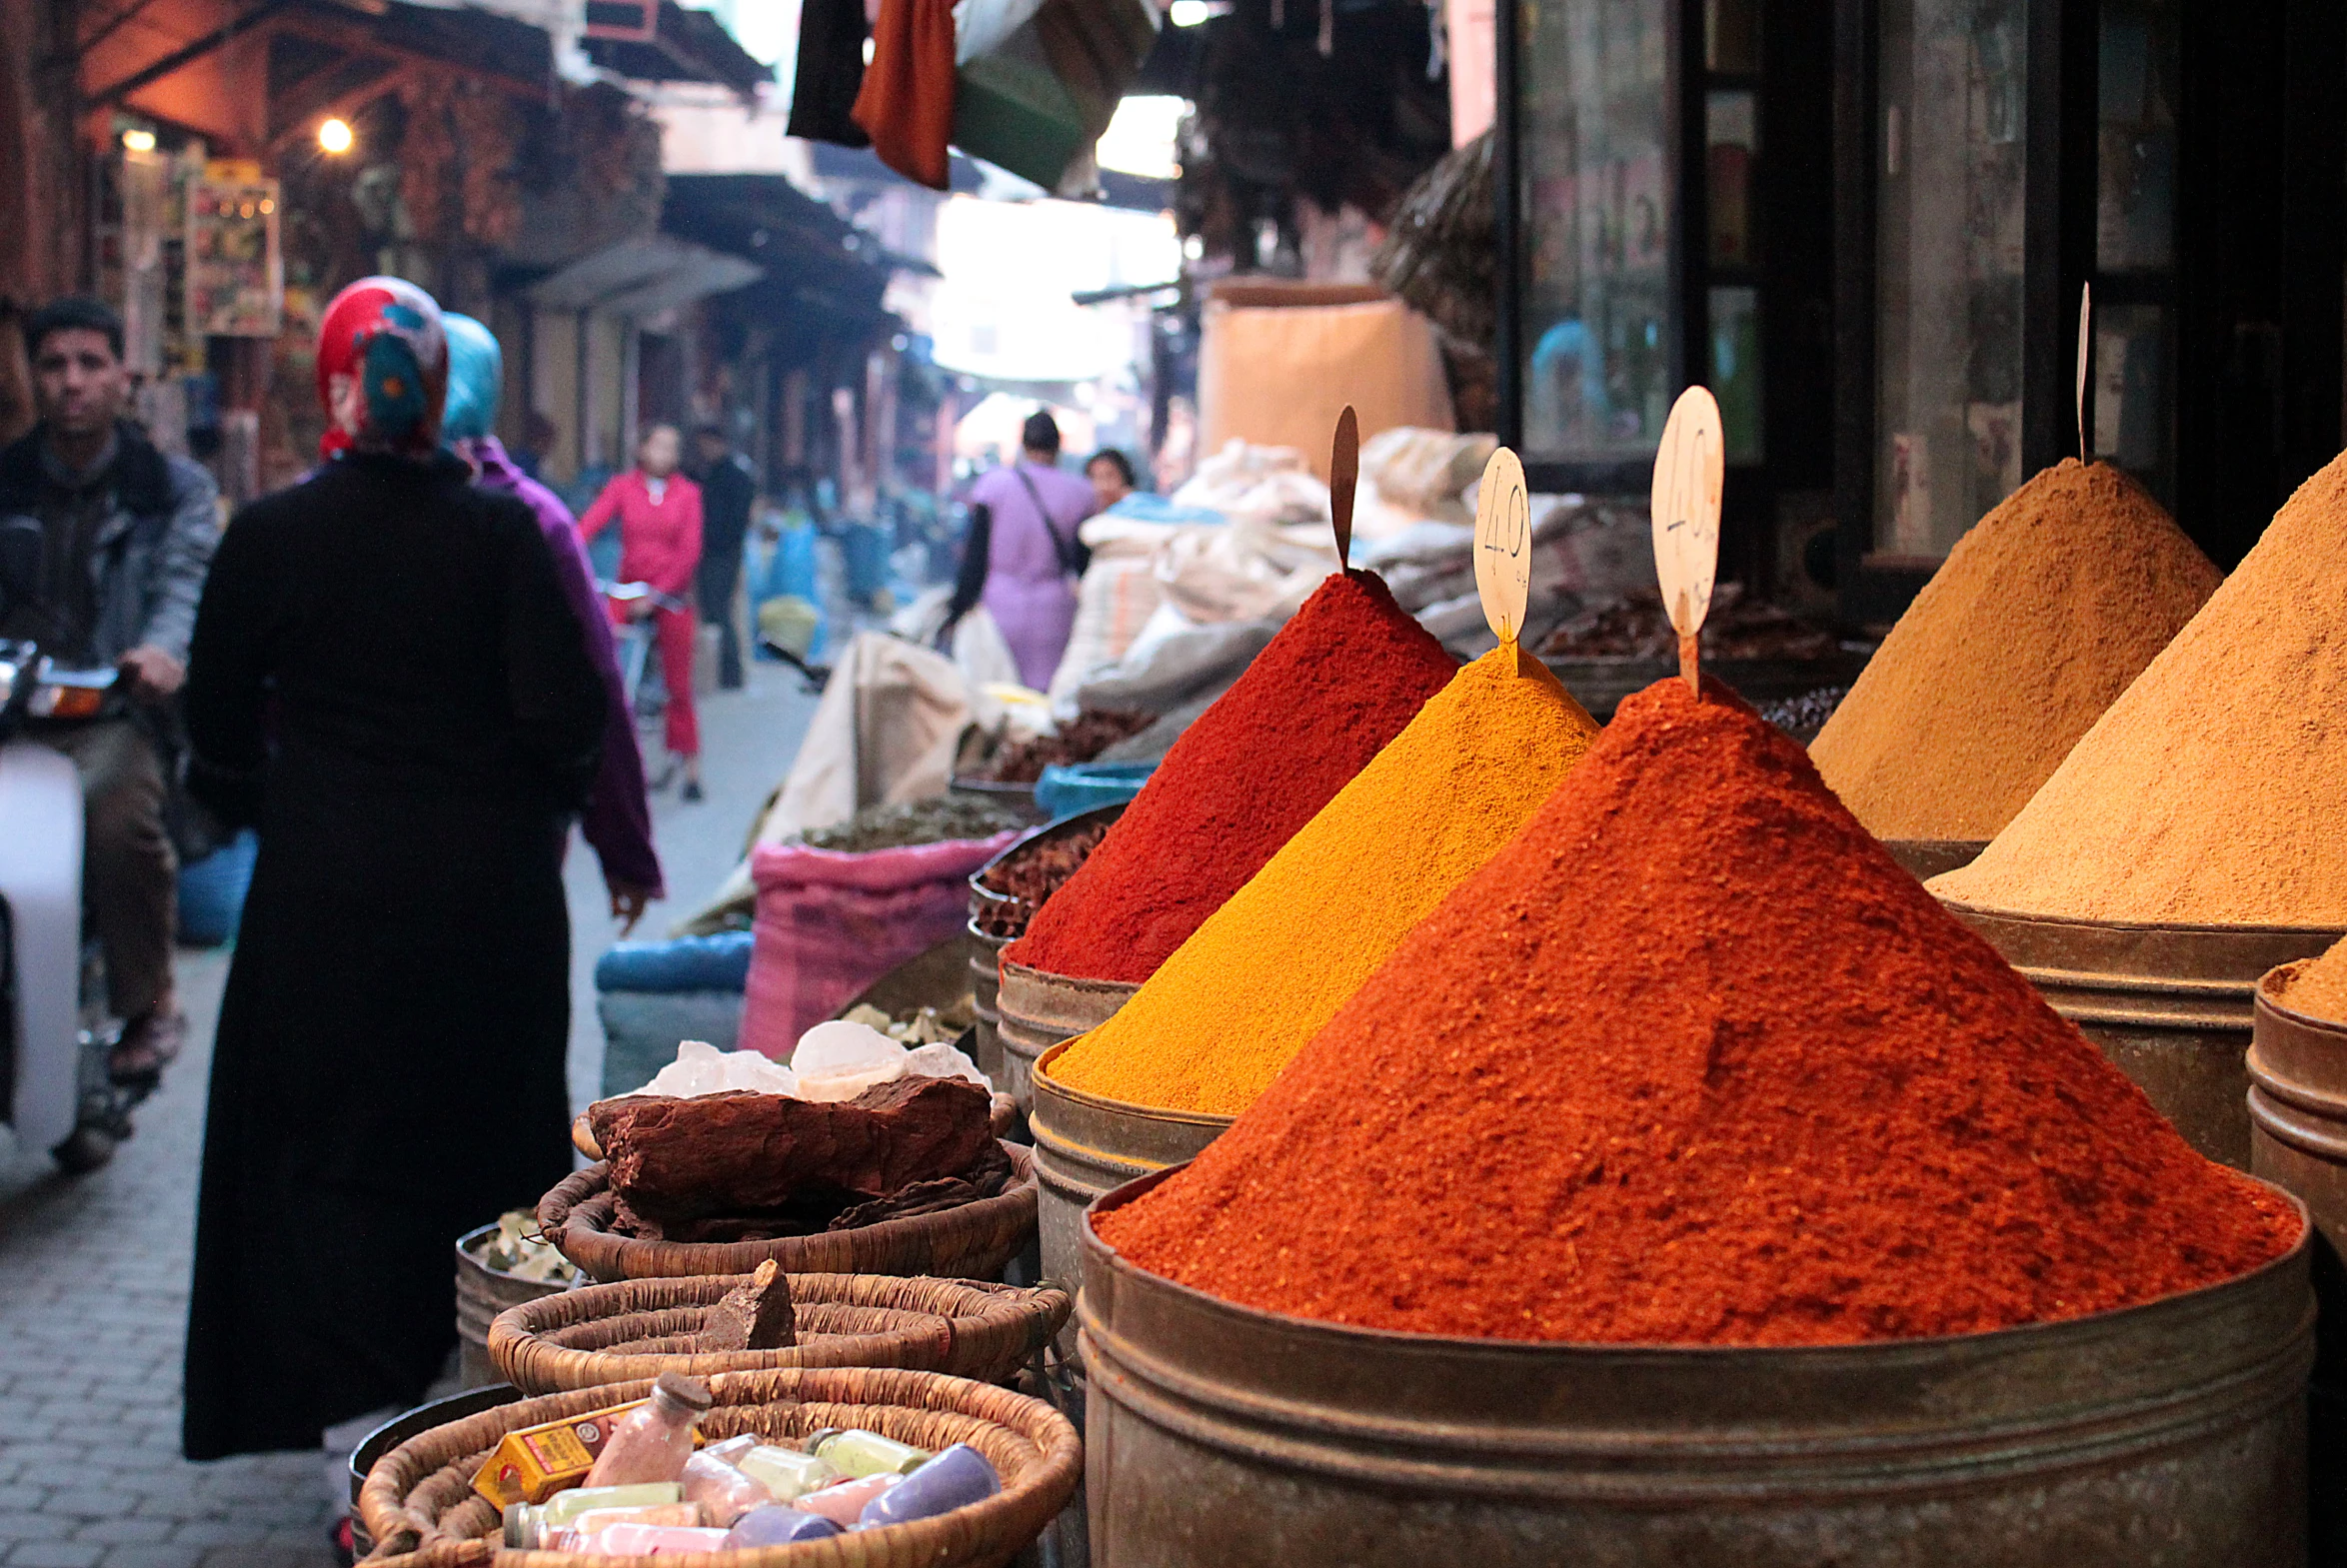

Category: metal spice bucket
[969, 918, 1012, 1090]
[453, 1226, 569, 1391]
[1028, 1041, 1230, 1371]
[1079, 1166, 2315, 1568]
[1935, 900, 2343, 1168]
[970, 806, 1131, 1100]
[485, 1271, 1071, 1394]
[2248, 964, 2347, 1555]
[996, 959, 1138, 1112]
[358, 1365, 1081, 1566]
[1882, 838, 1986, 881]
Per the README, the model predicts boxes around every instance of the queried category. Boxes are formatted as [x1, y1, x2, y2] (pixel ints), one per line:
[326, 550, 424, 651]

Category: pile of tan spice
[1809, 460, 2217, 842]
[1933, 451, 2347, 925]
[2270, 937, 2347, 1024]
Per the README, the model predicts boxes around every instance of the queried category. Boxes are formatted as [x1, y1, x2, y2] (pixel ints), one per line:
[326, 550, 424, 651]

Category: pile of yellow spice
[1045, 643, 1598, 1116]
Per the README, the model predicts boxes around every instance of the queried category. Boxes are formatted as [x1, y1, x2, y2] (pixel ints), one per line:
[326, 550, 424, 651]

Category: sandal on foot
[108, 1009, 186, 1087]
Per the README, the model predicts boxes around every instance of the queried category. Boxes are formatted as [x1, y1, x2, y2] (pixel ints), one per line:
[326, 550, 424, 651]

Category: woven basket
[539, 1144, 1039, 1283]
[487, 1273, 1070, 1394]
[357, 1366, 1080, 1567]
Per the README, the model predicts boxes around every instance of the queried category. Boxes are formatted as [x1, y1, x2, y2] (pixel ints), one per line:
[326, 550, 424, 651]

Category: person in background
[441, 314, 663, 928]
[579, 425, 705, 799]
[1087, 448, 1137, 513]
[689, 422, 756, 691]
[0, 295, 217, 1089]
[181, 277, 606, 1466]
[953, 410, 1097, 692]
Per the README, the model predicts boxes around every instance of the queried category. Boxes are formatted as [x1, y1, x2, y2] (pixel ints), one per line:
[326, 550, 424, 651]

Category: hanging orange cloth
[851, 0, 957, 191]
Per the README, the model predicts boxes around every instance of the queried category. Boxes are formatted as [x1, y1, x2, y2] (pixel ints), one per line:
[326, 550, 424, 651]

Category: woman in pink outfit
[580, 424, 705, 798]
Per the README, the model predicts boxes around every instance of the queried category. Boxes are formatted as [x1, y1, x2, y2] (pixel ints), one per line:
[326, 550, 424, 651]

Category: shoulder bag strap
[1014, 464, 1085, 579]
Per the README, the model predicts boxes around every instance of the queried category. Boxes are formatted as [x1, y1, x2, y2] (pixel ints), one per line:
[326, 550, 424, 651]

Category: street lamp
[318, 118, 354, 155]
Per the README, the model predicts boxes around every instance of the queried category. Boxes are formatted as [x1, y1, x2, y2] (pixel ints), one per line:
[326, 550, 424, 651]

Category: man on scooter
[0, 297, 218, 1087]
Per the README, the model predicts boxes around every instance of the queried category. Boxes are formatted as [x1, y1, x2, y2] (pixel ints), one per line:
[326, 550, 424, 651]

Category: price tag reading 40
[1473, 446, 1532, 645]
[1650, 387, 1725, 696]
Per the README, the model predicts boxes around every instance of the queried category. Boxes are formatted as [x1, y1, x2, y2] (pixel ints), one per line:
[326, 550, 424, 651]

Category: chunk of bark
[699, 1260, 798, 1351]
[589, 1077, 998, 1226]
[826, 1141, 1016, 1230]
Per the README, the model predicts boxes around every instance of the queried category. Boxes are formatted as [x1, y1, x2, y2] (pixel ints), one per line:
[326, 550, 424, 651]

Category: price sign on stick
[2075, 282, 2092, 463]
[1649, 387, 1724, 697]
[1328, 405, 1359, 568]
[1473, 445, 1532, 646]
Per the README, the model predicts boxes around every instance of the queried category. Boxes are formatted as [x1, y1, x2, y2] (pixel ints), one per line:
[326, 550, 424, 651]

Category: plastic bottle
[724, 1503, 843, 1548]
[570, 1502, 705, 1535]
[581, 1373, 713, 1489]
[792, 1472, 900, 1526]
[736, 1444, 842, 1502]
[504, 1483, 686, 1546]
[700, 1433, 758, 1465]
[582, 1522, 734, 1553]
[857, 1444, 1002, 1529]
[808, 1426, 931, 1478]
[682, 1450, 774, 1527]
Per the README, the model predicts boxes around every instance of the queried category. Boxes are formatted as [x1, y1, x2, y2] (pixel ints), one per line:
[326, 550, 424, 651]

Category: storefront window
[1517, 0, 1673, 468]
[1873, 0, 2026, 557]
[2092, 0, 2177, 497]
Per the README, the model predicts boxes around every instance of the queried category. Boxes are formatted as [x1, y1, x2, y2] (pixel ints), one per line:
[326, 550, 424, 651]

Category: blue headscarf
[440, 313, 503, 444]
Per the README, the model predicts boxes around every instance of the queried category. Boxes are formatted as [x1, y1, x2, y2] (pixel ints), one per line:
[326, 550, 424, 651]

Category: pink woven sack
[739, 829, 1018, 1059]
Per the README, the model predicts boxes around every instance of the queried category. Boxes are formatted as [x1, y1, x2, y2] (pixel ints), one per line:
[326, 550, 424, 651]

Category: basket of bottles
[357, 1367, 1080, 1565]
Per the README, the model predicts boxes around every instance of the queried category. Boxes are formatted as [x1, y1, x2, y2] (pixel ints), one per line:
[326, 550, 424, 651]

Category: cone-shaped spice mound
[1810, 459, 2217, 842]
[1047, 644, 1599, 1115]
[1934, 451, 2347, 924]
[1098, 680, 2299, 1345]
[2271, 935, 2347, 1026]
[1009, 571, 1455, 983]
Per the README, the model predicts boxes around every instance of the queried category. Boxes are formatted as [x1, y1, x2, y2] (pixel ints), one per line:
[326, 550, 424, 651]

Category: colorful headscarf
[440, 313, 503, 444]
[315, 277, 448, 462]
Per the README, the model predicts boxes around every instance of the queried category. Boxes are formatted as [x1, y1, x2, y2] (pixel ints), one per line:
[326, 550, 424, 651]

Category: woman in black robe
[180, 279, 607, 1459]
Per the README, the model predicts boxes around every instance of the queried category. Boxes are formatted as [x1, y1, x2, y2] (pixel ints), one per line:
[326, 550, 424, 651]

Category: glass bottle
[582, 1373, 713, 1489]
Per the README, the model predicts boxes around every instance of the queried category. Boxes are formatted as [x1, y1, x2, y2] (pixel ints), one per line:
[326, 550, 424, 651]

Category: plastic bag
[738, 830, 1019, 1059]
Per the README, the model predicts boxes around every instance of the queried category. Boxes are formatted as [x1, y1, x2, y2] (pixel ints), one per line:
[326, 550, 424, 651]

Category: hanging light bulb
[318, 118, 355, 154]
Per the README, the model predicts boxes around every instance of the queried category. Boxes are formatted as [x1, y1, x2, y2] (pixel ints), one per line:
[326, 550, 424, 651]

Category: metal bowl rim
[1935, 898, 2347, 942]
[1031, 1039, 1238, 1132]
[1082, 1162, 2314, 1363]
[2254, 965, 2347, 1037]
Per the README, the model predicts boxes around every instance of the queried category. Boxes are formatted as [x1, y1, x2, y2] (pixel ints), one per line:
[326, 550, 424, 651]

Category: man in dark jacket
[0, 297, 218, 1083]
[691, 422, 758, 689]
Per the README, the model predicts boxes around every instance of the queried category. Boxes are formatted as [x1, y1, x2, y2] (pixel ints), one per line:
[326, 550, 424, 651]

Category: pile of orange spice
[1100, 680, 2300, 1344]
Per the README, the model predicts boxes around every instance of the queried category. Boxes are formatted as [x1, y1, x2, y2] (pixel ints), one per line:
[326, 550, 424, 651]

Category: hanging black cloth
[789, 0, 874, 147]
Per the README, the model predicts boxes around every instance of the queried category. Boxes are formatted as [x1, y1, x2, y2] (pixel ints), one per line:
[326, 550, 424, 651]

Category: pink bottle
[682, 1451, 775, 1528]
[586, 1522, 736, 1554]
[582, 1374, 714, 1490]
[793, 1473, 901, 1526]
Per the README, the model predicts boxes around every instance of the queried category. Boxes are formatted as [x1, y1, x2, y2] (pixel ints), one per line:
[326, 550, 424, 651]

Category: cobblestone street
[0, 666, 819, 1567]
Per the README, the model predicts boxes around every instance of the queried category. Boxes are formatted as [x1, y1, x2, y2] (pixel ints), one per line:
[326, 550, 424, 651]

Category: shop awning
[525, 235, 763, 317]
[581, 0, 772, 95]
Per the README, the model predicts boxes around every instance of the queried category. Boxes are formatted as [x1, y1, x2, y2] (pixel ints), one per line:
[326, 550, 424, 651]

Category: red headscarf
[315, 277, 448, 463]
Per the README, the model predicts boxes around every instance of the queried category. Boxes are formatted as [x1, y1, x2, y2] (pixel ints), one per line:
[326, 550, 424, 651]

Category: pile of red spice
[1007, 571, 1454, 983]
[1098, 679, 2301, 1345]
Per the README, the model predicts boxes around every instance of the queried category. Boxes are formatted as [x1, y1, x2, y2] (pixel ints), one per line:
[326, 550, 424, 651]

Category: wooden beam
[265, 12, 549, 103]
[263, 59, 417, 156]
[266, 52, 402, 146]
[87, 0, 296, 106]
